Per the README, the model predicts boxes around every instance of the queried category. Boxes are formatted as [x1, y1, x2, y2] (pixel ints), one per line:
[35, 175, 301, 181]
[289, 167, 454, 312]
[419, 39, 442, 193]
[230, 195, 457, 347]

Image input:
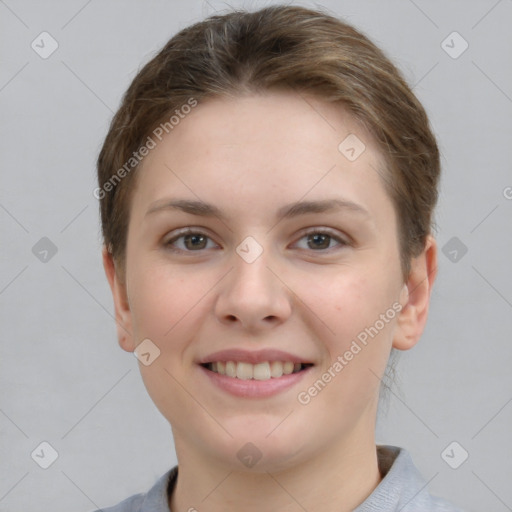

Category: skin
[103, 89, 437, 512]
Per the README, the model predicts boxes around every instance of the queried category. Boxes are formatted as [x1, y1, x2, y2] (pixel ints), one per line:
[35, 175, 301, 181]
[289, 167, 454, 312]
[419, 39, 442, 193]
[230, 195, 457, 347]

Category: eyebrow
[145, 197, 370, 221]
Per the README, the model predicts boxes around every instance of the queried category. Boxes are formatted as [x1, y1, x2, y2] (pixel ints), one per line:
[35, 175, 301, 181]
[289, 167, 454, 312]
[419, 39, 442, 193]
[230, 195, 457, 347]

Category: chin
[210, 424, 314, 474]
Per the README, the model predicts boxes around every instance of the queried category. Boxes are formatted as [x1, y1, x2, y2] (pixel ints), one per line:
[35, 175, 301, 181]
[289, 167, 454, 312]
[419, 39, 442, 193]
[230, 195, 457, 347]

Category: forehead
[130, 90, 393, 224]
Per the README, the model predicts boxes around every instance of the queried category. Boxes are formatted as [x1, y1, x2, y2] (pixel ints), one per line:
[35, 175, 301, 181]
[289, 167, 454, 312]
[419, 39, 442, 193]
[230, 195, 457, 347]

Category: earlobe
[102, 246, 135, 353]
[393, 235, 438, 351]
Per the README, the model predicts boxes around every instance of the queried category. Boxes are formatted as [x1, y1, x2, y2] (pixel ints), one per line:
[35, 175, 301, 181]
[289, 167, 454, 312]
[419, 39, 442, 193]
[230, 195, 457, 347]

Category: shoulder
[89, 467, 178, 512]
[94, 492, 145, 512]
[354, 445, 466, 512]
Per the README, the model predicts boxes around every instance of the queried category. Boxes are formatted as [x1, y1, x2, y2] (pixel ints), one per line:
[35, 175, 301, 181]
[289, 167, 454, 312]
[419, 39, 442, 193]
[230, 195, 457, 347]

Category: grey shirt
[94, 445, 465, 511]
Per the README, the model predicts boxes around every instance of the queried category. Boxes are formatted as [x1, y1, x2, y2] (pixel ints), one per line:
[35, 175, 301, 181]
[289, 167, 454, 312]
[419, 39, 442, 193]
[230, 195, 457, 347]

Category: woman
[95, 4, 465, 511]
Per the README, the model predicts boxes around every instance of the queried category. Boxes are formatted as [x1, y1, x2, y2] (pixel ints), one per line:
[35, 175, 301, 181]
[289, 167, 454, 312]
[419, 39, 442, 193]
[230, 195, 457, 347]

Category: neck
[169, 431, 382, 512]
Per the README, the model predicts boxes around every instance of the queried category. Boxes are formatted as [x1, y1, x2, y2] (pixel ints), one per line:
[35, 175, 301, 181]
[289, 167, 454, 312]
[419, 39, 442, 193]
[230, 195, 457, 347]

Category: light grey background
[1, 0, 511, 511]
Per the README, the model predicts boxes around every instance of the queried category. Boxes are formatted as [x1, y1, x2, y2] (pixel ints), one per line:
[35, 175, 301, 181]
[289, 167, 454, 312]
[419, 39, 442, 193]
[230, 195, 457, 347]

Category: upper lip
[198, 349, 314, 365]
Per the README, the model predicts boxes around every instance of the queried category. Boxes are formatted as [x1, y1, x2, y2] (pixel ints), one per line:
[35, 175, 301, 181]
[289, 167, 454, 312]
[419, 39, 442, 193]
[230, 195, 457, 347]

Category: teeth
[283, 361, 294, 375]
[270, 361, 283, 378]
[253, 362, 271, 380]
[236, 362, 253, 380]
[225, 361, 236, 377]
[208, 361, 307, 380]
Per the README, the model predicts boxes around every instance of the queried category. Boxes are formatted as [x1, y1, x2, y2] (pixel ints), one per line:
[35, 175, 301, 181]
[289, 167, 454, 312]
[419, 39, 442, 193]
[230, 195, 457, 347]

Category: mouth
[200, 361, 314, 380]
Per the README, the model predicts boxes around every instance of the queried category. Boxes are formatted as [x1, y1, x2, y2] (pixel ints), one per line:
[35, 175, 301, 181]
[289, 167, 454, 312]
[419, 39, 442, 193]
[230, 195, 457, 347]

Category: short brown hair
[97, 4, 440, 282]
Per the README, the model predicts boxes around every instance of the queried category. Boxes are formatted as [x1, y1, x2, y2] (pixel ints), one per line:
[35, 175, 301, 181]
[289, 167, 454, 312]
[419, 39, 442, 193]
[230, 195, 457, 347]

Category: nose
[214, 246, 292, 333]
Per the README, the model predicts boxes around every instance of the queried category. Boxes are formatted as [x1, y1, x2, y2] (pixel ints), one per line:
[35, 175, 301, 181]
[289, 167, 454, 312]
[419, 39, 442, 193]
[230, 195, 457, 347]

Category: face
[105, 89, 433, 473]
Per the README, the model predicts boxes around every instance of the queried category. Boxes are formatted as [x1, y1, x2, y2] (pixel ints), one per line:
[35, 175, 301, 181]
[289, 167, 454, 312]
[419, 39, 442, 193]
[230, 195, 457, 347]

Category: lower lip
[199, 365, 312, 398]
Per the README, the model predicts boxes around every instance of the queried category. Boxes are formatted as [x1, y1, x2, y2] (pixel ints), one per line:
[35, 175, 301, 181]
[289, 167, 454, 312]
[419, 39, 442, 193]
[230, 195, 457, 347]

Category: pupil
[186, 234, 206, 249]
[309, 234, 329, 249]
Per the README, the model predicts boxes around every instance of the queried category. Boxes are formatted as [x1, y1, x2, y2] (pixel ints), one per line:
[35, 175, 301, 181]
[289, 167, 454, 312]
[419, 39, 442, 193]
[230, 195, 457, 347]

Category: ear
[102, 246, 136, 352]
[393, 235, 438, 351]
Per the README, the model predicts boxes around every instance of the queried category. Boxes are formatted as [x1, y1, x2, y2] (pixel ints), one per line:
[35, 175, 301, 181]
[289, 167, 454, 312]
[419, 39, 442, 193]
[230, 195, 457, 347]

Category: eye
[163, 227, 349, 254]
[164, 229, 218, 253]
[293, 229, 349, 251]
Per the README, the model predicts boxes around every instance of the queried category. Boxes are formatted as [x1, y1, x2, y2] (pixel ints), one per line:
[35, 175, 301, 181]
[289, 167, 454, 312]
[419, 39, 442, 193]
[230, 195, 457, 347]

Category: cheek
[300, 267, 398, 398]
[128, 263, 211, 419]
[127, 258, 217, 358]
[295, 272, 397, 419]
[306, 270, 395, 343]
[135, 284, 192, 340]
[127, 254, 185, 339]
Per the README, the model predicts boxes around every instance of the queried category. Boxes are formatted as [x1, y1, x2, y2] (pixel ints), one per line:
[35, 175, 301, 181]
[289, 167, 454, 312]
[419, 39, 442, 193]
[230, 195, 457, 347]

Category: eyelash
[163, 227, 350, 254]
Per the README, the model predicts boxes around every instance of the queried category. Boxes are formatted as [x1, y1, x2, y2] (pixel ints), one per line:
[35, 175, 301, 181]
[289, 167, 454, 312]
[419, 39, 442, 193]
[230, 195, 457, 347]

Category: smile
[202, 361, 313, 380]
